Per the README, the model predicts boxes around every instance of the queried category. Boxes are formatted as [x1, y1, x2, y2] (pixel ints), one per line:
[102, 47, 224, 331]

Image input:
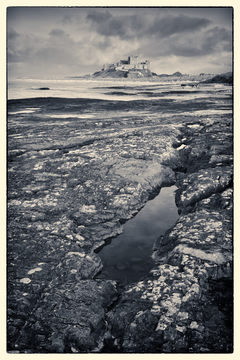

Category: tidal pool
[97, 185, 179, 284]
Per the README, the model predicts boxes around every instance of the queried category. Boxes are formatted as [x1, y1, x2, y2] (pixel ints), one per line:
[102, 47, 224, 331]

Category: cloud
[87, 10, 131, 38]
[49, 28, 66, 37]
[86, 11, 211, 40]
[148, 15, 211, 38]
[87, 10, 111, 24]
[61, 14, 74, 24]
[204, 26, 232, 52]
[8, 28, 20, 40]
[135, 23, 232, 60]
[8, 49, 22, 63]
[87, 10, 156, 39]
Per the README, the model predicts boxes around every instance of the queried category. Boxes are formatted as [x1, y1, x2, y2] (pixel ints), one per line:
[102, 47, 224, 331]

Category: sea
[8, 77, 232, 103]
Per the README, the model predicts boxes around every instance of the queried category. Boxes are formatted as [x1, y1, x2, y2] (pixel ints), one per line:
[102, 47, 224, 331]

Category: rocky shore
[106, 115, 233, 353]
[7, 87, 233, 353]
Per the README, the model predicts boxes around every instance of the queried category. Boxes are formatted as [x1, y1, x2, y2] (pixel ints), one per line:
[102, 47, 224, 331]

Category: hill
[92, 68, 154, 79]
[201, 72, 232, 85]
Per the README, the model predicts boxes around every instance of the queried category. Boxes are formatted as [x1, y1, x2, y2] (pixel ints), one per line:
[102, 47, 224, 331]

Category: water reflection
[97, 185, 178, 284]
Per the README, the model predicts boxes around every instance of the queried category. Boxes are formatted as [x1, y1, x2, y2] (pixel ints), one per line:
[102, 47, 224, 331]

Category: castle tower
[101, 56, 150, 73]
[128, 55, 139, 67]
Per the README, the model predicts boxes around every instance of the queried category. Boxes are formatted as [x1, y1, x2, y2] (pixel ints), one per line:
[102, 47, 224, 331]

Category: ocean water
[8, 78, 232, 129]
[8, 77, 232, 104]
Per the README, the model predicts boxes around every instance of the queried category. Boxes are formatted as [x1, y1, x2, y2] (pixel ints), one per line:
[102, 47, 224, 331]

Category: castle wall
[103, 56, 150, 72]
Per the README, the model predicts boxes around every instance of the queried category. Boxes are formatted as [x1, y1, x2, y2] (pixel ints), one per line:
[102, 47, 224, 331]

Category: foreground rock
[106, 112, 233, 353]
[7, 85, 232, 352]
[12, 280, 118, 352]
[7, 97, 180, 352]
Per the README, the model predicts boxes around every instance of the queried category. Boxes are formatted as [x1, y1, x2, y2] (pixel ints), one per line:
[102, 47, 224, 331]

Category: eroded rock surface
[8, 88, 232, 353]
[106, 111, 233, 353]
[14, 280, 118, 353]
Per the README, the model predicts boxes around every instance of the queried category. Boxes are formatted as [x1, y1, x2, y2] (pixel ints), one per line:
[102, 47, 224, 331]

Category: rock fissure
[102, 117, 233, 353]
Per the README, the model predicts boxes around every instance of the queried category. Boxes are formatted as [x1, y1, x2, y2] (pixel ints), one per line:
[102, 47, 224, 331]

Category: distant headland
[92, 55, 155, 79]
[78, 55, 184, 79]
[70, 55, 232, 84]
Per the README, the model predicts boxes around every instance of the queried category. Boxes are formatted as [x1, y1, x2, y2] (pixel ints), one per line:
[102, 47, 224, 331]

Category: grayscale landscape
[7, 7, 233, 353]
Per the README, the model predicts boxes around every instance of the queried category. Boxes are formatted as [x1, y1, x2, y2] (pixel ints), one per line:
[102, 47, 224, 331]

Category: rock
[7, 84, 232, 352]
[19, 277, 31, 284]
[201, 72, 232, 85]
[172, 72, 182, 77]
[15, 280, 118, 352]
[105, 109, 232, 352]
[175, 167, 232, 212]
[55, 251, 103, 281]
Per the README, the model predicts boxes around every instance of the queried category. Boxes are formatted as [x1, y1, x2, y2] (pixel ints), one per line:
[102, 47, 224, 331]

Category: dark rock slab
[11, 280, 118, 353]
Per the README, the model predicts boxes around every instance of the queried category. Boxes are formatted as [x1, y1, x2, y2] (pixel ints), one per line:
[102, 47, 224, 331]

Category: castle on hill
[102, 55, 150, 72]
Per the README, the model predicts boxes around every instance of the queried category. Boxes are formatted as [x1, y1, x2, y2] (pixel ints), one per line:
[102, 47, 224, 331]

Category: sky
[7, 7, 233, 79]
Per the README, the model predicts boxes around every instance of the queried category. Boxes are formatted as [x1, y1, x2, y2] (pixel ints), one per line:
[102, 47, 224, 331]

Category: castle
[102, 56, 150, 72]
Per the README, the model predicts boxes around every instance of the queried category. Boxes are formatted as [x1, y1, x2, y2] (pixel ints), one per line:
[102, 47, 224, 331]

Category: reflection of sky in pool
[97, 185, 178, 285]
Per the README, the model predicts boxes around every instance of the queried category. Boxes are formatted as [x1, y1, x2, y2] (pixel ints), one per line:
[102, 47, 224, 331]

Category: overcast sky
[7, 7, 233, 79]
